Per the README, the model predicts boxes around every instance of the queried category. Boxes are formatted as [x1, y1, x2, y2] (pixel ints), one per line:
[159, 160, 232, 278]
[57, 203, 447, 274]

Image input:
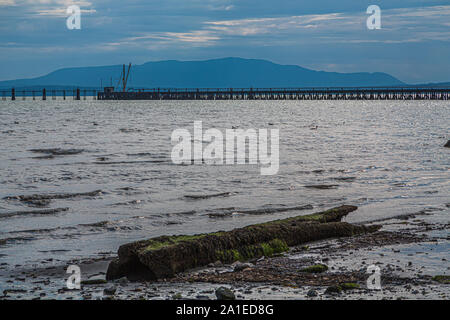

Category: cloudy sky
[0, 0, 449, 83]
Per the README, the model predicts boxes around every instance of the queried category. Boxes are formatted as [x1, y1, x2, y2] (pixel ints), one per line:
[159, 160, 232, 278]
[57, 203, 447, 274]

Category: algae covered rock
[325, 285, 342, 295]
[106, 205, 380, 281]
[215, 287, 236, 300]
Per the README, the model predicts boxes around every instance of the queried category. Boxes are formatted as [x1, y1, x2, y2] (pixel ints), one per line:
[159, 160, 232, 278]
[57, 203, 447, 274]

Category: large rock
[106, 205, 380, 281]
[444, 140, 450, 148]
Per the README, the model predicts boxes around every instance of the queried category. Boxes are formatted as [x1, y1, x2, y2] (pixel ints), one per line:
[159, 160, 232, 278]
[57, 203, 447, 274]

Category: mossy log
[106, 205, 380, 281]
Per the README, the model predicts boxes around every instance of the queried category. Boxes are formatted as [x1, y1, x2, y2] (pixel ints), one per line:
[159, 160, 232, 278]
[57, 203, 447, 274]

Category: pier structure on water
[1, 88, 98, 101]
[1, 87, 449, 101]
[97, 87, 450, 100]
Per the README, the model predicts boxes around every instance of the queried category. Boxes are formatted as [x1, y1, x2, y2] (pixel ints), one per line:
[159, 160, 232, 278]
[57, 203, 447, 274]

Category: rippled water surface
[0, 100, 449, 268]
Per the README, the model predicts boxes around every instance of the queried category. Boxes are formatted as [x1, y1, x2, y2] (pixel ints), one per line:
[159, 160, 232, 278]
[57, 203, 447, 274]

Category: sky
[0, 0, 449, 84]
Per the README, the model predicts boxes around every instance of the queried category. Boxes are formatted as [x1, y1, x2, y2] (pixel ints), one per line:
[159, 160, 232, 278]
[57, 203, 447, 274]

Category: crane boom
[123, 63, 132, 92]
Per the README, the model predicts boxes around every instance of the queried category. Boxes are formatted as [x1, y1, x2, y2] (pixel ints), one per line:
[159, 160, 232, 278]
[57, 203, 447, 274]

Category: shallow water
[0, 100, 449, 269]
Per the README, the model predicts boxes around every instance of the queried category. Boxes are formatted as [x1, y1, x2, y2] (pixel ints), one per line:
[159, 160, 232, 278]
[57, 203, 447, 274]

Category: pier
[99, 87, 450, 100]
[1, 88, 98, 101]
[1, 87, 449, 101]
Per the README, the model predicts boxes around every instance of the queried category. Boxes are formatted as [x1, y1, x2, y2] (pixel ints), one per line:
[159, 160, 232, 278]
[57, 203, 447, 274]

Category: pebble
[215, 287, 236, 300]
[103, 285, 117, 296]
[307, 289, 318, 297]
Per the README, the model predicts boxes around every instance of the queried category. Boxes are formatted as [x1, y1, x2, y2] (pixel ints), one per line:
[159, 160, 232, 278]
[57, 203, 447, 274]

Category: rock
[103, 285, 117, 296]
[325, 285, 342, 295]
[307, 289, 318, 297]
[172, 293, 182, 300]
[213, 260, 223, 267]
[116, 277, 128, 286]
[232, 262, 253, 272]
[444, 140, 450, 148]
[196, 295, 210, 300]
[106, 205, 380, 281]
[215, 287, 236, 300]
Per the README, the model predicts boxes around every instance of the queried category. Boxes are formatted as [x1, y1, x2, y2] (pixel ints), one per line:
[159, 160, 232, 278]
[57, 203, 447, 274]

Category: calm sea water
[0, 100, 449, 268]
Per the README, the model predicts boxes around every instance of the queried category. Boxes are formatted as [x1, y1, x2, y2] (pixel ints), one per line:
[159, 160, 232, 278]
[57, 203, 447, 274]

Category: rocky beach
[0, 99, 449, 300]
[0, 203, 448, 300]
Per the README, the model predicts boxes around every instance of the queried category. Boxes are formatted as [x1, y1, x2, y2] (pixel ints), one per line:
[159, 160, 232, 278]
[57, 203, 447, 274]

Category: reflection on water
[0, 100, 449, 267]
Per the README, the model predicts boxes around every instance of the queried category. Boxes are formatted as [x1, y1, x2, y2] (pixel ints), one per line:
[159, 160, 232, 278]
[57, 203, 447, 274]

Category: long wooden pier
[98, 87, 450, 100]
[1, 87, 449, 101]
[0, 88, 98, 101]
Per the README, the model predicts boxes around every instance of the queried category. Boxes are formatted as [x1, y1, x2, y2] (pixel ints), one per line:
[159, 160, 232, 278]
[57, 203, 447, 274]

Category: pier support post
[63, 90, 66, 100]
[11, 88, 15, 100]
[76, 88, 80, 100]
[42, 88, 46, 100]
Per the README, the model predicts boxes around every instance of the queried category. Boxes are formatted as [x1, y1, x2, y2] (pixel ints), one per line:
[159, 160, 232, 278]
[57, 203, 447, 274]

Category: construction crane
[116, 63, 132, 92]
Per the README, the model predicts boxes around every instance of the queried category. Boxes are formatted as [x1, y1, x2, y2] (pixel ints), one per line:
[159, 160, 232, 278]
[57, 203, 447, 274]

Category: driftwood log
[106, 205, 380, 280]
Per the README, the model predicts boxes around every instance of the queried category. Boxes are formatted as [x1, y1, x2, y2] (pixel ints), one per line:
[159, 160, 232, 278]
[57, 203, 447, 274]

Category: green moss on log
[215, 238, 289, 263]
[301, 264, 328, 273]
[106, 205, 380, 281]
[432, 275, 450, 284]
[142, 234, 209, 252]
[340, 283, 360, 290]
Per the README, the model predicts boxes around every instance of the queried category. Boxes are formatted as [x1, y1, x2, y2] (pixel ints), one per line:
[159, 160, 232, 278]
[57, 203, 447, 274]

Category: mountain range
[0, 57, 440, 89]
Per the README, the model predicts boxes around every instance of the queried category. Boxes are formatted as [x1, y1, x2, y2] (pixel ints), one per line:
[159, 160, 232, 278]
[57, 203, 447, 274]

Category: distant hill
[0, 57, 407, 89]
[412, 82, 450, 87]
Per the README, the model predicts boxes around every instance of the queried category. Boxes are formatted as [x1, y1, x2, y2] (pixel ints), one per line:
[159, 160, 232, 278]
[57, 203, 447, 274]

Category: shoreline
[1, 206, 448, 300]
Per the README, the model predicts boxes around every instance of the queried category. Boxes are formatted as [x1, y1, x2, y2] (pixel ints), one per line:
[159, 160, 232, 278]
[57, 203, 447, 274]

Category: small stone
[103, 285, 117, 296]
[307, 289, 318, 297]
[172, 293, 182, 300]
[116, 277, 128, 286]
[324, 285, 342, 295]
[215, 287, 236, 300]
[232, 262, 253, 272]
[213, 260, 223, 267]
